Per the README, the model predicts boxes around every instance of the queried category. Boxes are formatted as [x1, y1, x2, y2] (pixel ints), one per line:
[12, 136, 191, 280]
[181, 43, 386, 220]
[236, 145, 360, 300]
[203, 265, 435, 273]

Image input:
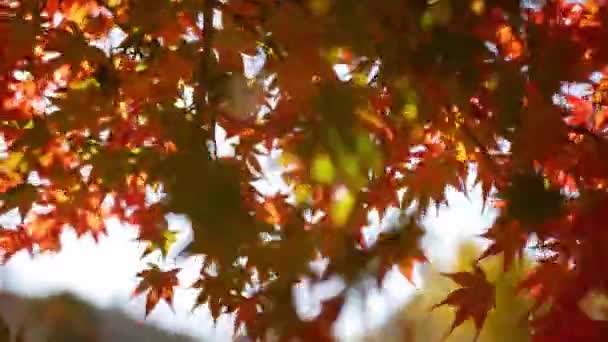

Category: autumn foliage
[3, 0, 608, 340]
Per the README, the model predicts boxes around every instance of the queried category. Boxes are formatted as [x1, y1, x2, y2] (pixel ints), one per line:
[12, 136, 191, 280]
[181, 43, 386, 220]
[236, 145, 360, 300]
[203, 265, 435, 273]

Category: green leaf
[311, 152, 335, 184]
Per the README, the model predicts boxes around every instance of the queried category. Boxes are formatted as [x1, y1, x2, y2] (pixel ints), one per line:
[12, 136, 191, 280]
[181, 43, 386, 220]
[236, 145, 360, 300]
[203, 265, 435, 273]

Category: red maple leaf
[288, 295, 345, 342]
[433, 265, 495, 341]
[134, 265, 180, 317]
[531, 306, 608, 342]
[565, 94, 593, 127]
[234, 296, 261, 335]
[517, 261, 577, 313]
[364, 170, 401, 217]
[478, 218, 529, 271]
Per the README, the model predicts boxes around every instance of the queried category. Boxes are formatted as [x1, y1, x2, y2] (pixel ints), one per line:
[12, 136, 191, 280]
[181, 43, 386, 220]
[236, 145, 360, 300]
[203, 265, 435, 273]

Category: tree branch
[198, 0, 218, 160]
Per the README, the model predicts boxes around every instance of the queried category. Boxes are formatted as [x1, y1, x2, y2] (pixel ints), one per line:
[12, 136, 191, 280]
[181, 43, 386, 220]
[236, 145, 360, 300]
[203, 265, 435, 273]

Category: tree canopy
[2, 0, 608, 340]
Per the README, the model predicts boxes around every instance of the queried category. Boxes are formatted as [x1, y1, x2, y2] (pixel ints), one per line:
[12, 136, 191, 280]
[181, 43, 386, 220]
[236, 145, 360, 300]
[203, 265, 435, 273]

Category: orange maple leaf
[0, 226, 33, 263]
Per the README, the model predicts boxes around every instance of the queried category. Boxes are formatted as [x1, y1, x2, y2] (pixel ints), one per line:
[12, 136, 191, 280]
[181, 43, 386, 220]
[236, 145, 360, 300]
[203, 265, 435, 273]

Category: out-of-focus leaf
[500, 172, 564, 225]
[0, 183, 38, 216]
[375, 218, 426, 286]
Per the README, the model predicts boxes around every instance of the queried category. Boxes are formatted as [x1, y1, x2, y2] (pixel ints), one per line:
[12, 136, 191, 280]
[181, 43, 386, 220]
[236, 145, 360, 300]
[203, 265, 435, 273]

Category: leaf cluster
[3, 0, 608, 340]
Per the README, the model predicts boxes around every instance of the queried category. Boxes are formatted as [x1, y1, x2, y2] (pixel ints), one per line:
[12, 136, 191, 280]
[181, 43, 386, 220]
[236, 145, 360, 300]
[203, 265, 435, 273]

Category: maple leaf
[0, 226, 33, 263]
[133, 264, 180, 317]
[44, 26, 107, 71]
[500, 172, 564, 225]
[364, 170, 401, 217]
[564, 94, 593, 127]
[288, 295, 345, 342]
[512, 91, 570, 167]
[0, 183, 38, 217]
[140, 228, 177, 258]
[0, 152, 27, 193]
[433, 264, 496, 341]
[249, 216, 319, 282]
[128, 205, 176, 257]
[401, 150, 467, 214]
[263, 2, 334, 105]
[6, 0, 608, 339]
[20, 213, 63, 253]
[374, 218, 426, 286]
[517, 261, 576, 313]
[254, 193, 293, 226]
[531, 305, 608, 342]
[12, 119, 53, 153]
[191, 271, 250, 323]
[234, 296, 261, 335]
[478, 218, 529, 271]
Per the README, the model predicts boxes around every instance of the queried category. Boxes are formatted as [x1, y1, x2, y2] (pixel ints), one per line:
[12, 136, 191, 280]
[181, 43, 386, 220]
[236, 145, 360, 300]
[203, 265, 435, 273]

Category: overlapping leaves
[3, 0, 608, 341]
